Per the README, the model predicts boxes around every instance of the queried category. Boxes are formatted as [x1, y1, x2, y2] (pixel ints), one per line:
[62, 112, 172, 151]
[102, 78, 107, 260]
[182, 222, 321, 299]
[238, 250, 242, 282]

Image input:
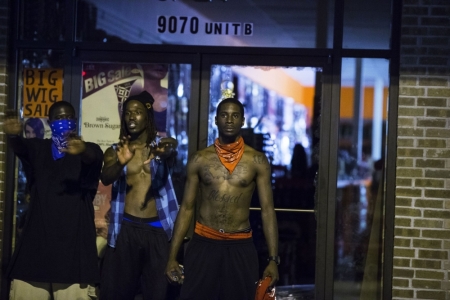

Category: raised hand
[116, 136, 136, 166]
[4, 110, 23, 136]
[154, 137, 178, 158]
[61, 133, 86, 155]
[144, 137, 178, 164]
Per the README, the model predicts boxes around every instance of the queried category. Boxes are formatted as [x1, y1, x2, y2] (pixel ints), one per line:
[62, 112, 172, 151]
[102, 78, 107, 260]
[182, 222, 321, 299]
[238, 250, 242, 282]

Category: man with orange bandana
[165, 98, 279, 300]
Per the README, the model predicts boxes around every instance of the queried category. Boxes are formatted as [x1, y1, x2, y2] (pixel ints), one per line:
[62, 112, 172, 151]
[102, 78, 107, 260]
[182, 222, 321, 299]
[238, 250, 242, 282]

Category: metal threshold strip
[250, 207, 315, 213]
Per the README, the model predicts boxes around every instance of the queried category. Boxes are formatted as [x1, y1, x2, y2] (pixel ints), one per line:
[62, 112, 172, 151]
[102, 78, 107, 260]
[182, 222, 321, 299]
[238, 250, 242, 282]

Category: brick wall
[394, 0, 450, 299]
[0, 0, 10, 272]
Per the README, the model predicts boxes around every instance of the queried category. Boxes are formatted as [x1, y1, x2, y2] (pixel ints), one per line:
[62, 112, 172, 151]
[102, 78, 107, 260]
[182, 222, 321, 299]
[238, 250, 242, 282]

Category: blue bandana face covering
[50, 119, 77, 160]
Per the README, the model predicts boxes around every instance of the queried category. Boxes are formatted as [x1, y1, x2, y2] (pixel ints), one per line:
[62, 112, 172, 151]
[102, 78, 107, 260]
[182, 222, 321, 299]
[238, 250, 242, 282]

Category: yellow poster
[22, 68, 63, 117]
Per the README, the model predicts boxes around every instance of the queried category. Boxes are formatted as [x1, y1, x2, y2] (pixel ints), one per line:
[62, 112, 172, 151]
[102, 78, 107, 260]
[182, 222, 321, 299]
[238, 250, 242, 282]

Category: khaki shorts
[10, 279, 97, 300]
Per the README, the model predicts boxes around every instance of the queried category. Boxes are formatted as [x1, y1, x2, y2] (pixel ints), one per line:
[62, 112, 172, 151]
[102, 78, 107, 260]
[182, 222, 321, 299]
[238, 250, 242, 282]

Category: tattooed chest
[212, 206, 232, 228]
[199, 163, 255, 186]
[207, 190, 243, 204]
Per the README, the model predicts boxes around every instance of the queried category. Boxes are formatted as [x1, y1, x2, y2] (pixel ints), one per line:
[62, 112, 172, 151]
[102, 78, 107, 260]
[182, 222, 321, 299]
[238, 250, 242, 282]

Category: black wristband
[267, 256, 280, 265]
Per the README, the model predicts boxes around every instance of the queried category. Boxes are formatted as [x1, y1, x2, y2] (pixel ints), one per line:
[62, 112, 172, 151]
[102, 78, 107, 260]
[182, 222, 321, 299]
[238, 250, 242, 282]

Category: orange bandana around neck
[214, 137, 244, 174]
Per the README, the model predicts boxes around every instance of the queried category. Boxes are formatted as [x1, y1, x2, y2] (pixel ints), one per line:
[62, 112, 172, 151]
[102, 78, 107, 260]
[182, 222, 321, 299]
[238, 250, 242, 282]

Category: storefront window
[79, 62, 191, 249]
[76, 0, 334, 48]
[343, 0, 392, 49]
[19, 1, 66, 41]
[208, 64, 320, 298]
[207, 65, 317, 164]
[334, 58, 389, 299]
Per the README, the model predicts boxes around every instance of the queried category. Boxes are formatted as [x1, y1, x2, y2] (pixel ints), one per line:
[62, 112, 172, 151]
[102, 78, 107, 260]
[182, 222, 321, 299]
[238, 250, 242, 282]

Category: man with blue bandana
[4, 101, 103, 300]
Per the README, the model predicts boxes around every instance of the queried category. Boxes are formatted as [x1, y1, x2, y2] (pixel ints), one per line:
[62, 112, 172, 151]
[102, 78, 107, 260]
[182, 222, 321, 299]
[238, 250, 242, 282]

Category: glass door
[67, 51, 337, 299]
[70, 52, 200, 299]
[199, 54, 333, 299]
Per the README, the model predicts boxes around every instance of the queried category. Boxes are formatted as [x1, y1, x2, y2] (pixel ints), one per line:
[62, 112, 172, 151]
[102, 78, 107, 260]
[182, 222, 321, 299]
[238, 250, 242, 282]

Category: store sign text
[84, 66, 135, 94]
[23, 69, 63, 117]
[157, 16, 253, 36]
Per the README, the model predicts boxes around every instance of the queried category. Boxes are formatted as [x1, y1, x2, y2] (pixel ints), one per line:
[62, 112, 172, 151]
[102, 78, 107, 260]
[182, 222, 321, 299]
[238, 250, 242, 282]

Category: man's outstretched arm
[4, 111, 28, 156]
[165, 152, 200, 283]
[62, 136, 103, 165]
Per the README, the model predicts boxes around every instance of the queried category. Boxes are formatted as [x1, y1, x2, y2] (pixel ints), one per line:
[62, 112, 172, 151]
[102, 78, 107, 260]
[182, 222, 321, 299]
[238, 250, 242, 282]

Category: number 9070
[157, 16, 199, 34]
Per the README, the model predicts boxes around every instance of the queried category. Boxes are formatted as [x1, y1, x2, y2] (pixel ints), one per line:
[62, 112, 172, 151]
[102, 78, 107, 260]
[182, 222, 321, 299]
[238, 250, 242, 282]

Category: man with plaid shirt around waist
[100, 91, 179, 300]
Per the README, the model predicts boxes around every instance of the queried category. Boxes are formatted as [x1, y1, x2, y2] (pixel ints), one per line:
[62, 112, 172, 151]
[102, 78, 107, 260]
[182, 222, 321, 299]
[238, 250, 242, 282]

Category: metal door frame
[199, 54, 337, 300]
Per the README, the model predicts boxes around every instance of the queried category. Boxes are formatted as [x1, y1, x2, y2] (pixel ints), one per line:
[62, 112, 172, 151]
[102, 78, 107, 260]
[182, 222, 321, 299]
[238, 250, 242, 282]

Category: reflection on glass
[20, 0, 66, 41]
[334, 58, 389, 299]
[343, 0, 392, 49]
[208, 65, 320, 295]
[208, 65, 317, 172]
[80, 62, 191, 243]
[20, 49, 64, 70]
[76, 0, 334, 48]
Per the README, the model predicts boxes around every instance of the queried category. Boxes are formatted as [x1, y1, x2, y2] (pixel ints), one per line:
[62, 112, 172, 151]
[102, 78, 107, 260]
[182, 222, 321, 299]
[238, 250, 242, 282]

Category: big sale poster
[81, 62, 178, 249]
[81, 63, 144, 150]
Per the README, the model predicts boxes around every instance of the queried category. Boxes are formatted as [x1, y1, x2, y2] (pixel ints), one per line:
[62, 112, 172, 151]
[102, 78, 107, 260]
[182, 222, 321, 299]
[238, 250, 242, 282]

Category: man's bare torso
[193, 144, 269, 232]
[124, 144, 157, 218]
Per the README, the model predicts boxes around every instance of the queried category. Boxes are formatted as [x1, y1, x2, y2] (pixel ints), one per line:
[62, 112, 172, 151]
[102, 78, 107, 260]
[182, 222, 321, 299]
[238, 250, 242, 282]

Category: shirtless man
[165, 98, 279, 300]
[99, 91, 178, 300]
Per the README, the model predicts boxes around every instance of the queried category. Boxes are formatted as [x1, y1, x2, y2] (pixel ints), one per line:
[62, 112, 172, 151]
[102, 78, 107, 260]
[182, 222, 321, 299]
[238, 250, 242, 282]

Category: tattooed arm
[255, 152, 279, 286]
[165, 152, 201, 283]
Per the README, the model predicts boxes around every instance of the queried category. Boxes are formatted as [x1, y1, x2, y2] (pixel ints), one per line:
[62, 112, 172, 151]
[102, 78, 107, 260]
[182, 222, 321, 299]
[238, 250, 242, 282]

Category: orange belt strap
[195, 221, 252, 240]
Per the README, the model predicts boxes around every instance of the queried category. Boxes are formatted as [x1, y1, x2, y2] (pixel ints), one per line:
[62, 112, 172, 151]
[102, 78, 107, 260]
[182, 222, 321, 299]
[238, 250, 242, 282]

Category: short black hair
[48, 101, 75, 120]
[216, 98, 244, 116]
